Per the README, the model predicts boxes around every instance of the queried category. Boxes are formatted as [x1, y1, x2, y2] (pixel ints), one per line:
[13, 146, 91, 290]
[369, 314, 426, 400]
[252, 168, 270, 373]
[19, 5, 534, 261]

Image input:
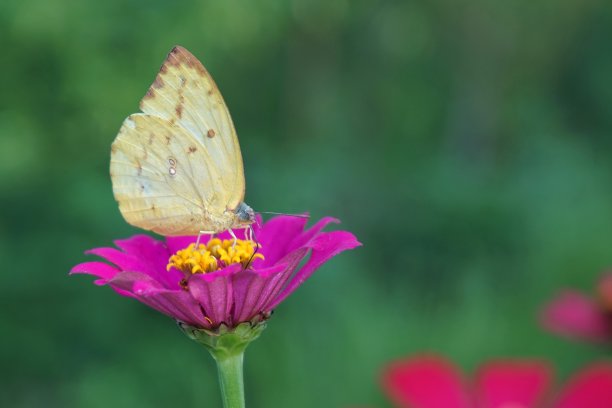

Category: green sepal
[177, 317, 267, 359]
[177, 316, 270, 408]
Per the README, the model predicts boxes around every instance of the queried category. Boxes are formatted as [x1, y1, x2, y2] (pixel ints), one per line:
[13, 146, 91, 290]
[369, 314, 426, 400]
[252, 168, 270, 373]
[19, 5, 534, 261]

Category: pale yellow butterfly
[110, 46, 255, 236]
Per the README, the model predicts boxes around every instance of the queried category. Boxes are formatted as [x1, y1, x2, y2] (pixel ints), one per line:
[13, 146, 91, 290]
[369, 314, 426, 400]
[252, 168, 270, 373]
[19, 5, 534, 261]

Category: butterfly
[110, 46, 255, 236]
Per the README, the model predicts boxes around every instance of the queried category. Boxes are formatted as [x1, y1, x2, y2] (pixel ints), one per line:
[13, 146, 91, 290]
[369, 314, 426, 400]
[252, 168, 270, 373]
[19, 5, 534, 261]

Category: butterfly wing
[139, 46, 245, 211]
[111, 114, 218, 235]
[110, 46, 246, 236]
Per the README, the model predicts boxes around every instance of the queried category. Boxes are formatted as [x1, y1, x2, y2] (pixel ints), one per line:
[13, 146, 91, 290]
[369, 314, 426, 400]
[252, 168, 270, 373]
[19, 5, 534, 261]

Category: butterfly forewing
[110, 46, 247, 236]
[139, 46, 245, 211]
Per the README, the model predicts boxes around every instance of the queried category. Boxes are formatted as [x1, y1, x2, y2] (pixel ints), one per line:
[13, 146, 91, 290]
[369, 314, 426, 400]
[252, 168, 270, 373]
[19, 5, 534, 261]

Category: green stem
[213, 351, 245, 408]
[177, 320, 268, 408]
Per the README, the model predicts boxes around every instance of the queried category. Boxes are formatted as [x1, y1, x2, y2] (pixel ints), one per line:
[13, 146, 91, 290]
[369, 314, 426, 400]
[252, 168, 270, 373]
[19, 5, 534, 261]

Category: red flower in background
[381, 354, 612, 408]
[540, 273, 612, 344]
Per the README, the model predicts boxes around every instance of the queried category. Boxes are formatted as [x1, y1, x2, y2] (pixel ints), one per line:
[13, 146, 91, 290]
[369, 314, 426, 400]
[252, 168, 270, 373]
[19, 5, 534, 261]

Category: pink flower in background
[540, 273, 612, 344]
[381, 354, 612, 408]
[71, 216, 360, 329]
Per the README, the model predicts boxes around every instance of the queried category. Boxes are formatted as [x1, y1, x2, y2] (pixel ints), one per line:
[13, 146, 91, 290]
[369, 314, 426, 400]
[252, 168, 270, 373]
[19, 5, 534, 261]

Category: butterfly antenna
[258, 211, 309, 218]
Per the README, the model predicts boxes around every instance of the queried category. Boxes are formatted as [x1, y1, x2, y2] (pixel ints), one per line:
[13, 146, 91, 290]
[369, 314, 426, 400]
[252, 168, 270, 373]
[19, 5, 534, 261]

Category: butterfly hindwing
[111, 114, 222, 236]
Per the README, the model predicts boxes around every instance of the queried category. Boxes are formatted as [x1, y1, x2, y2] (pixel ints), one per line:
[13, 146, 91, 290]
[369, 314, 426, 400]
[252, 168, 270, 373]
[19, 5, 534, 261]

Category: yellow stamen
[167, 238, 264, 275]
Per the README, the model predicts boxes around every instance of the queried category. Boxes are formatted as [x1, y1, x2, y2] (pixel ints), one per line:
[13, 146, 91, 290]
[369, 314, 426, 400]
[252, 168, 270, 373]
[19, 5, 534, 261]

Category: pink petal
[267, 230, 361, 309]
[475, 360, 552, 408]
[108, 270, 162, 292]
[287, 216, 339, 252]
[86, 245, 174, 288]
[70, 261, 133, 297]
[258, 248, 309, 309]
[540, 290, 611, 343]
[86, 247, 143, 271]
[381, 355, 471, 408]
[257, 215, 310, 265]
[70, 261, 120, 283]
[231, 263, 289, 323]
[110, 271, 210, 328]
[138, 288, 211, 328]
[554, 362, 612, 408]
[114, 235, 180, 289]
[166, 235, 207, 254]
[187, 264, 242, 327]
[114, 234, 165, 258]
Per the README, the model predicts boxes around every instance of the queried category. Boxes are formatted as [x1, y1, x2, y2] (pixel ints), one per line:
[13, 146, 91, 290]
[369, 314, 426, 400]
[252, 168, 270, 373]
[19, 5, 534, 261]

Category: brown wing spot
[148, 133, 155, 145]
[135, 158, 143, 175]
[207, 129, 216, 138]
[111, 144, 117, 153]
[152, 76, 164, 89]
[166, 50, 181, 68]
[168, 46, 207, 74]
[143, 88, 156, 100]
[140, 184, 145, 191]
[207, 88, 214, 96]
[188, 146, 197, 154]
[165, 135, 172, 144]
[175, 94, 185, 118]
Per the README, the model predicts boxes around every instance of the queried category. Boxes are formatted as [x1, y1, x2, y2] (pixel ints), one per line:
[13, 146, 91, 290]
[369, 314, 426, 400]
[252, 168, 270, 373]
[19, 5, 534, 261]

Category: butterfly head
[234, 202, 255, 227]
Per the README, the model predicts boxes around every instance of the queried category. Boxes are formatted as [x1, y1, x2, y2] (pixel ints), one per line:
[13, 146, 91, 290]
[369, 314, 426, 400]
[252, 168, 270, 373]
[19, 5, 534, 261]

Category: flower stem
[212, 351, 245, 408]
[177, 320, 268, 408]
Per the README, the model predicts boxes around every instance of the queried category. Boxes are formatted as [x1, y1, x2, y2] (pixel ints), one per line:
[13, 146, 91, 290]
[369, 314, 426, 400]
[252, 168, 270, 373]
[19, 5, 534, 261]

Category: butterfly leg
[248, 224, 259, 245]
[228, 228, 238, 249]
[195, 231, 215, 248]
[245, 225, 260, 269]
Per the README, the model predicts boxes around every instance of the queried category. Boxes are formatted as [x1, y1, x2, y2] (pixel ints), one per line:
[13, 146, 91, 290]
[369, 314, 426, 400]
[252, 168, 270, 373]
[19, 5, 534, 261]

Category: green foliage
[1, 0, 612, 406]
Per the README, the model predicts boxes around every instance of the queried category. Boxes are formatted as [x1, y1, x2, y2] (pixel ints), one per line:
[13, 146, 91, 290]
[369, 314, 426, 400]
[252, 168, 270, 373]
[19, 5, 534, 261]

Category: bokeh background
[2, 0, 612, 406]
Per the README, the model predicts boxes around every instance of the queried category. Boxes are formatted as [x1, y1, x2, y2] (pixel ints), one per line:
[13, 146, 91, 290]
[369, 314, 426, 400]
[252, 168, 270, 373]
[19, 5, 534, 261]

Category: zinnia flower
[381, 354, 612, 408]
[540, 273, 612, 344]
[71, 215, 360, 330]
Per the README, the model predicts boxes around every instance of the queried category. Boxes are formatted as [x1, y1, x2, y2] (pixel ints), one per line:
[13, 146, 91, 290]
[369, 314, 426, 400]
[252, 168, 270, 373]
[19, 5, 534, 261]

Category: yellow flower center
[167, 238, 264, 275]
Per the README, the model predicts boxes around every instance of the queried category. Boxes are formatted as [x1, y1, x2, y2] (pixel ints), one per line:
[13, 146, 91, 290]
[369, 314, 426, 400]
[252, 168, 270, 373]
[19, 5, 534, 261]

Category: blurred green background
[2, 0, 612, 406]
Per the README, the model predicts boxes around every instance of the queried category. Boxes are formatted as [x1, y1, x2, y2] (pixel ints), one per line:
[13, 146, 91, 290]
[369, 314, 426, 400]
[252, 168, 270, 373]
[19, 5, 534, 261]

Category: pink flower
[381, 354, 612, 408]
[71, 215, 360, 329]
[540, 273, 612, 344]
